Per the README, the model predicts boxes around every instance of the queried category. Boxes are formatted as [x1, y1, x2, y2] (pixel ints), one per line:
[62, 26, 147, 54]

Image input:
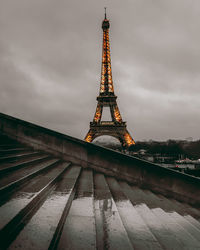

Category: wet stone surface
[0, 133, 200, 250]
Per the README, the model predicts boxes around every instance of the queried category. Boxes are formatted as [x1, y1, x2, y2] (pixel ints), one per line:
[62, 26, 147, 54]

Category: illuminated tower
[85, 9, 135, 148]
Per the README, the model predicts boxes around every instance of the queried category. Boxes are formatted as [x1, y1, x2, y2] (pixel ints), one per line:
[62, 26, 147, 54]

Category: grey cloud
[0, 0, 200, 141]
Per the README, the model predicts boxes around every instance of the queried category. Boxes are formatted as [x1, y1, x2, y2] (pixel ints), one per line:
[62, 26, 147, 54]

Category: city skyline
[0, 0, 200, 141]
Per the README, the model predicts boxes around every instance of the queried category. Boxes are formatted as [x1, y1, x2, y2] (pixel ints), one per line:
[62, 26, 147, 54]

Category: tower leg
[84, 129, 95, 143]
[122, 130, 135, 148]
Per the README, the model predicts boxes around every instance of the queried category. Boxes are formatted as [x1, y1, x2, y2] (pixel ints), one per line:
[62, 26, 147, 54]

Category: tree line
[129, 140, 200, 160]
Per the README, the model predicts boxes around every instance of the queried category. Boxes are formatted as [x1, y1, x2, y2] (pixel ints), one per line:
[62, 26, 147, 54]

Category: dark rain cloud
[0, 0, 200, 141]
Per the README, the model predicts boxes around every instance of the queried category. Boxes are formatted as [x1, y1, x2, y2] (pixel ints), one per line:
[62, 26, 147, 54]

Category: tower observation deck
[85, 9, 135, 148]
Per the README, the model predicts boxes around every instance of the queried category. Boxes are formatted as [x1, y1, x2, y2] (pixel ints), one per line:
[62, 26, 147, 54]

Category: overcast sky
[0, 0, 200, 141]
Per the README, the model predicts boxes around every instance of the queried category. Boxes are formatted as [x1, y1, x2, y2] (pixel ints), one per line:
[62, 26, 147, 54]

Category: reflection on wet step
[8, 193, 71, 250]
[0, 192, 34, 230]
[0, 161, 71, 249]
[8, 165, 81, 250]
[57, 170, 96, 250]
[94, 173, 133, 250]
[107, 177, 163, 250]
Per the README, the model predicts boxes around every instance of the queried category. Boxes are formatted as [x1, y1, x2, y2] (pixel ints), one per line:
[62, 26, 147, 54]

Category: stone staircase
[0, 134, 200, 250]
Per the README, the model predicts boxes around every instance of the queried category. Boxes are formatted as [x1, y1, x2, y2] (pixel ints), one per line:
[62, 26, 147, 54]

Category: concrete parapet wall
[0, 112, 200, 207]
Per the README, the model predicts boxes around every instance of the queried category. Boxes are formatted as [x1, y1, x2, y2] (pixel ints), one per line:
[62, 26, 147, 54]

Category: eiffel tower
[85, 9, 135, 148]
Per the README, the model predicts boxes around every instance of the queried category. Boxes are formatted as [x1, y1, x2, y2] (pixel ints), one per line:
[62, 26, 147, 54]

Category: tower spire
[104, 7, 107, 19]
[85, 12, 135, 148]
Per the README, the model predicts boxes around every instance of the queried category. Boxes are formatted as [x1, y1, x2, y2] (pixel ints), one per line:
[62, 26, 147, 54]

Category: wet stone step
[0, 161, 71, 249]
[149, 191, 200, 221]
[184, 215, 200, 231]
[0, 151, 41, 164]
[120, 182, 160, 208]
[169, 212, 200, 243]
[0, 159, 62, 207]
[181, 204, 200, 222]
[9, 165, 81, 250]
[57, 169, 96, 250]
[126, 183, 159, 208]
[0, 154, 50, 176]
[0, 148, 32, 156]
[133, 186, 174, 211]
[125, 181, 199, 222]
[120, 182, 187, 250]
[141, 188, 200, 221]
[135, 204, 186, 250]
[94, 173, 133, 250]
[0, 157, 57, 189]
[106, 177, 163, 250]
[0, 151, 34, 159]
[151, 208, 200, 250]
[0, 152, 46, 170]
[0, 160, 64, 230]
[166, 197, 200, 221]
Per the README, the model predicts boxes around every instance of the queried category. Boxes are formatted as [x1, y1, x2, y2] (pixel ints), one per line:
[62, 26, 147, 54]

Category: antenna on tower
[104, 7, 107, 19]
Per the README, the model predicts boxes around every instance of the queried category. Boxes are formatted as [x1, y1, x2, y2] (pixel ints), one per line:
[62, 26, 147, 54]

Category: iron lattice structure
[85, 11, 135, 148]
